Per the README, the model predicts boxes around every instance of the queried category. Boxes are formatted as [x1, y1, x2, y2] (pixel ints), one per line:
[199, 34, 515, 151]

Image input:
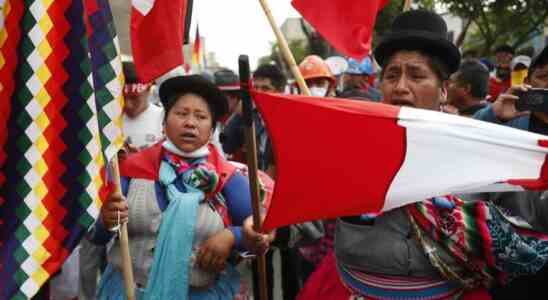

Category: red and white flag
[253, 92, 548, 231]
[131, 0, 189, 83]
[292, 0, 390, 59]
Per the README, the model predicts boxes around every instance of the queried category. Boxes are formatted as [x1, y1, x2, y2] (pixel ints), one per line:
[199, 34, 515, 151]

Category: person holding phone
[474, 45, 548, 134]
[473, 45, 548, 300]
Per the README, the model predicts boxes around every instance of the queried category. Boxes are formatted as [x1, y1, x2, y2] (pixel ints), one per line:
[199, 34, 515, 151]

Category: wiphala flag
[0, 0, 124, 298]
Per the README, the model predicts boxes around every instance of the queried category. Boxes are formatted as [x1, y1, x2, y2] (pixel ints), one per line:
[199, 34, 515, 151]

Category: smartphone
[515, 88, 548, 112]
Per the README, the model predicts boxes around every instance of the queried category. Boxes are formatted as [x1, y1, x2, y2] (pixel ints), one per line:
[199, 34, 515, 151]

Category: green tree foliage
[257, 40, 309, 76]
[374, 0, 435, 47]
[259, 1, 548, 71]
[438, 0, 548, 55]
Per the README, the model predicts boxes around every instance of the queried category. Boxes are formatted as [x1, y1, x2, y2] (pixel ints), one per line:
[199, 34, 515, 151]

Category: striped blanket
[408, 196, 548, 289]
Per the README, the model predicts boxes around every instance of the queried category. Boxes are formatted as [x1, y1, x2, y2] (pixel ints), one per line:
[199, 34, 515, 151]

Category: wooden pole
[403, 0, 412, 11]
[239, 55, 269, 300]
[257, 0, 310, 96]
[110, 157, 135, 300]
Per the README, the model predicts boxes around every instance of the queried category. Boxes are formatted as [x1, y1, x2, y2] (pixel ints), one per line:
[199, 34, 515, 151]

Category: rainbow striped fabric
[0, 0, 124, 298]
[338, 265, 463, 300]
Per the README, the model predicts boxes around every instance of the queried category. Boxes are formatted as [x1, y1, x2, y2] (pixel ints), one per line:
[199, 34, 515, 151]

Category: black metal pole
[239, 55, 269, 300]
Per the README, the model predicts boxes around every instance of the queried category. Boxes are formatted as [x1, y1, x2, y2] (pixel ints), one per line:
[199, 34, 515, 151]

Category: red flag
[131, 0, 188, 83]
[253, 92, 548, 231]
[292, 0, 389, 59]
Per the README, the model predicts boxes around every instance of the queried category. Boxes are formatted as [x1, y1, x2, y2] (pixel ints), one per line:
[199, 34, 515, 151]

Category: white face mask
[162, 138, 210, 158]
[309, 86, 328, 97]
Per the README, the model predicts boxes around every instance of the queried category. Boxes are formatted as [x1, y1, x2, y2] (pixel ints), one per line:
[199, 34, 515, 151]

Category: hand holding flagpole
[110, 157, 136, 300]
[239, 55, 269, 300]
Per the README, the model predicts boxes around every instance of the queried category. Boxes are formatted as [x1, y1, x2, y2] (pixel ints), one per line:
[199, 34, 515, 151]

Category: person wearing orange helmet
[298, 55, 337, 97]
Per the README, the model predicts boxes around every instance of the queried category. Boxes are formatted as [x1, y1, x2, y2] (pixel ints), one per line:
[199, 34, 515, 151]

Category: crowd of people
[43, 8, 548, 300]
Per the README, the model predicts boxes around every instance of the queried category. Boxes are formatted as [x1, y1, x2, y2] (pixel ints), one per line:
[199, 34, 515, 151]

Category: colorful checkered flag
[0, 0, 124, 298]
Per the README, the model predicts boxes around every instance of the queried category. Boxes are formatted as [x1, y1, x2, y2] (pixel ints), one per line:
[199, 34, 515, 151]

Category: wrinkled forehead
[169, 93, 212, 114]
[383, 51, 434, 72]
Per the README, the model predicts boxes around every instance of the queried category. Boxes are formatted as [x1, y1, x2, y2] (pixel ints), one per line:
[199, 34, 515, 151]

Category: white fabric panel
[132, 0, 155, 16]
[123, 104, 164, 149]
[445, 182, 525, 195]
[383, 107, 548, 211]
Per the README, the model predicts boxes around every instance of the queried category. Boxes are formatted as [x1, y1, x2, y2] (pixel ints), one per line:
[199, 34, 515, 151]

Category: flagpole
[110, 157, 136, 300]
[239, 55, 269, 300]
[257, 0, 310, 96]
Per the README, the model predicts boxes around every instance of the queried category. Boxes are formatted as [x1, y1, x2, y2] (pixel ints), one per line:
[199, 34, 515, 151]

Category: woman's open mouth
[180, 132, 198, 142]
[390, 99, 415, 107]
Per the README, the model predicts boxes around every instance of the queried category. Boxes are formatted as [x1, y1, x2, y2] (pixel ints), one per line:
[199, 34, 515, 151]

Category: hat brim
[159, 75, 229, 121]
[374, 30, 461, 75]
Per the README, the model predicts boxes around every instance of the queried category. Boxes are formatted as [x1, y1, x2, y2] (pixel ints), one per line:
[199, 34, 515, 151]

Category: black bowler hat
[374, 10, 461, 74]
[159, 75, 229, 122]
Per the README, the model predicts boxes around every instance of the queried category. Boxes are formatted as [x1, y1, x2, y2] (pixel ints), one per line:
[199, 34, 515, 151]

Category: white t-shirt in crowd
[123, 104, 164, 149]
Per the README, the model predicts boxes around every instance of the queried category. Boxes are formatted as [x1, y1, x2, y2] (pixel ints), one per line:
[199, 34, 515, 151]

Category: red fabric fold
[130, 0, 188, 83]
[508, 139, 548, 190]
[292, 0, 389, 59]
[252, 92, 405, 231]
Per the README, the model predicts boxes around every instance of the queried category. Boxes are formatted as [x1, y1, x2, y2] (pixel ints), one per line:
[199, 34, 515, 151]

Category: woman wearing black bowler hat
[87, 74, 273, 299]
[295, 10, 548, 300]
